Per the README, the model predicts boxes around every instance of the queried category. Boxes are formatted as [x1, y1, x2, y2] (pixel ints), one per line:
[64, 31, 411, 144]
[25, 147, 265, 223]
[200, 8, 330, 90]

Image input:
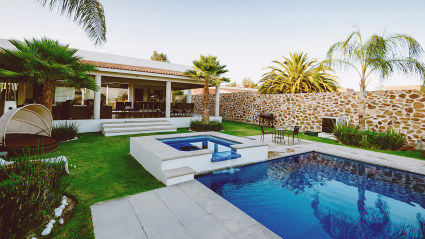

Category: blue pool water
[159, 136, 241, 162]
[196, 152, 425, 239]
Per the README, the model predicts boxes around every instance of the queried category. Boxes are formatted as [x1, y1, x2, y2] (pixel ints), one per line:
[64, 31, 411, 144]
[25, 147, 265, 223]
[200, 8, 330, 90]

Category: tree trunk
[40, 79, 53, 111]
[202, 81, 210, 124]
[358, 83, 366, 130]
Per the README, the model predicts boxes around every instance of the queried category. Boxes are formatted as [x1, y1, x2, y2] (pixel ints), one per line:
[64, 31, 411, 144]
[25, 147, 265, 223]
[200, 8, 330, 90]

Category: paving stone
[177, 180, 231, 213]
[148, 225, 193, 239]
[91, 197, 137, 227]
[184, 214, 236, 239]
[235, 222, 281, 239]
[154, 185, 209, 225]
[128, 190, 181, 237]
[94, 216, 146, 239]
[211, 203, 257, 233]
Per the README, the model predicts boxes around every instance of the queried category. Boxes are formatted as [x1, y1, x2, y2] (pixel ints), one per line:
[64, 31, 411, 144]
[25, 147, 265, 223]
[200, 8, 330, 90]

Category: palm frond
[259, 52, 339, 94]
[35, 0, 106, 46]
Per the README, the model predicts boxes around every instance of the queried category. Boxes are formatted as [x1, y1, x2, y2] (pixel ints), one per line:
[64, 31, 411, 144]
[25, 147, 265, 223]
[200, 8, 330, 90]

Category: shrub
[52, 122, 79, 142]
[333, 121, 406, 150]
[0, 154, 71, 238]
[190, 120, 223, 132]
[303, 131, 319, 137]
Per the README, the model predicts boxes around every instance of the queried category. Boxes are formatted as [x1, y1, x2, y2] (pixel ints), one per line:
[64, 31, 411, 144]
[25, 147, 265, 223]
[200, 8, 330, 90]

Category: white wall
[53, 116, 222, 133]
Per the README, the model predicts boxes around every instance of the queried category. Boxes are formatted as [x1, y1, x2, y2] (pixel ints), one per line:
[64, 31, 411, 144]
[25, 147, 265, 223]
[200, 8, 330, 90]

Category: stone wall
[192, 90, 425, 146]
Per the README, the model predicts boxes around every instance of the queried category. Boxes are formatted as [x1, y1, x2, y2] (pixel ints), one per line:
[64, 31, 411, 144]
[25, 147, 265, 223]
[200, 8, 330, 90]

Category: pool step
[101, 120, 176, 136]
[162, 166, 195, 186]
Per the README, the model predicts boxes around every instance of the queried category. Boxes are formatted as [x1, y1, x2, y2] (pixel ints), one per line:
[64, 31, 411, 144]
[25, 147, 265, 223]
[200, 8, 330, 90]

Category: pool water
[196, 152, 425, 239]
[159, 136, 241, 162]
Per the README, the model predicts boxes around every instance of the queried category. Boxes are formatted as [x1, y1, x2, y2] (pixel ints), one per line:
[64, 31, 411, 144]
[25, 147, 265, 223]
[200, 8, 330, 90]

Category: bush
[333, 121, 406, 150]
[303, 131, 319, 137]
[0, 154, 71, 238]
[190, 120, 223, 132]
[52, 122, 79, 142]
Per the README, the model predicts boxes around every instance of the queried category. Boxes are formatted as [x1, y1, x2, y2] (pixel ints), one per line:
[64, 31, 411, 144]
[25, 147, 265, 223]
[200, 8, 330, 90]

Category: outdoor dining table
[273, 125, 299, 144]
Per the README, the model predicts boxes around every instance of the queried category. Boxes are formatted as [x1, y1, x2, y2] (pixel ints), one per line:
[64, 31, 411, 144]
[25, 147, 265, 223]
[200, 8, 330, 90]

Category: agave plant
[259, 52, 339, 94]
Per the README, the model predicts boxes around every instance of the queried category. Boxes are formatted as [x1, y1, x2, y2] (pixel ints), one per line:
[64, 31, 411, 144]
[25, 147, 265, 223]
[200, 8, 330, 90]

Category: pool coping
[264, 140, 425, 177]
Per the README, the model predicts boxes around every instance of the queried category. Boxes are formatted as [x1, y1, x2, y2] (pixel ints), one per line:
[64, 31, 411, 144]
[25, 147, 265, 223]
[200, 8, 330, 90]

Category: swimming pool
[159, 135, 241, 162]
[196, 152, 425, 239]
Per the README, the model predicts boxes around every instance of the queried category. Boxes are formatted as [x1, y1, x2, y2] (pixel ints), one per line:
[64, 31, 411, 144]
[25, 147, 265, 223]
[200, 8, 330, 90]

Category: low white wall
[53, 116, 222, 133]
[130, 137, 164, 182]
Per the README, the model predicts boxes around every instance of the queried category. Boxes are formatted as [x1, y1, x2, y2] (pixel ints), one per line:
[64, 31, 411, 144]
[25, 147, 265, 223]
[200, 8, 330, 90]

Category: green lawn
[49, 120, 423, 238]
[50, 129, 190, 238]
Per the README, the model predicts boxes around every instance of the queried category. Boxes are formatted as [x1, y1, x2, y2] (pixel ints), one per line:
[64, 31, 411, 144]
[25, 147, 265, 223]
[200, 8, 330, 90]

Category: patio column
[186, 89, 191, 103]
[165, 81, 171, 118]
[93, 74, 101, 119]
[215, 84, 220, 117]
[128, 83, 134, 103]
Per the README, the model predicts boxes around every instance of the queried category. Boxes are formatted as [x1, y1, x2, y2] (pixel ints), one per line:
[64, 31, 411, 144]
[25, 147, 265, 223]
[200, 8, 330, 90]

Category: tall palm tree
[258, 52, 339, 94]
[151, 51, 169, 62]
[326, 28, 425, 129]
[0, 38, 98, 111]
[34, 0, 106, 45]
[184, 55, 229, 123]
[242, 77, 257, 88]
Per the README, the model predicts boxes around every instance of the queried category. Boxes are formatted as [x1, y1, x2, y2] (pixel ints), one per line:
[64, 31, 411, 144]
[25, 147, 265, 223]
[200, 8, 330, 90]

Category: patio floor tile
[155, 185, 209, 225]
[184, 214, 236, 239]
[177, 180, 230, 213]
[148, 225, 193, 239]
[128, 190, 182, 237]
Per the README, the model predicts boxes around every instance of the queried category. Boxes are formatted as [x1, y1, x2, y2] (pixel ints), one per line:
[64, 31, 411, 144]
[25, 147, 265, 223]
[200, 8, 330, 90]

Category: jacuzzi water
[159, 135, 241, 162]
[196, 152, 425, 239]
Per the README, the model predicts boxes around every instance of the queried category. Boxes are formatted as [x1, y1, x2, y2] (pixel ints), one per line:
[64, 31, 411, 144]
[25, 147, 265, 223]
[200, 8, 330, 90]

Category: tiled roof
[80, 60, 187, 77]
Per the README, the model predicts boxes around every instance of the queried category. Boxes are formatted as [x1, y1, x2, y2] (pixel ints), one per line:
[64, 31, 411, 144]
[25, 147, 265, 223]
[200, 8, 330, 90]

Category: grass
[49, 128, 190, 238]
[45, 120, 422, 238]
[222, 120, 423, 160]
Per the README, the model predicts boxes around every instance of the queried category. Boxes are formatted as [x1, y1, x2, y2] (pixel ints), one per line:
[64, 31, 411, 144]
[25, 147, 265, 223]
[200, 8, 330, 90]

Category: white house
[0, 38, 222, 135]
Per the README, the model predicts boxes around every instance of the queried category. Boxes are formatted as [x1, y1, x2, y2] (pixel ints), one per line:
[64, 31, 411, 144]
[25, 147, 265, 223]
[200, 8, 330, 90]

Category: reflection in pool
[196, 153, 425, 239]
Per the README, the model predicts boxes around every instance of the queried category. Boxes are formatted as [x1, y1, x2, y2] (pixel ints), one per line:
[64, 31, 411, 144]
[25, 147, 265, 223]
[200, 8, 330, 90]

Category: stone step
[103, 126, 177, 133]
[103, 128, 177, 137]
[101, 119, 176, 136]
[162, 166, 195, 186]
[104, 125, 176, 133]
[103, 122, 172, 129]
[102, 120, 169, 126]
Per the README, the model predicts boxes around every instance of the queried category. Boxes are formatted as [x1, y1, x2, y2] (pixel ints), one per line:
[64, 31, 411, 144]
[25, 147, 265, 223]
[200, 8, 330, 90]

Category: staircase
[162, 166, 195, 186]
[101, 119, 177, 136]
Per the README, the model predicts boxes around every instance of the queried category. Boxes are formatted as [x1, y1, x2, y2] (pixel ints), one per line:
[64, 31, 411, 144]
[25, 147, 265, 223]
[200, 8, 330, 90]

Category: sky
[1, 0, 425, 90]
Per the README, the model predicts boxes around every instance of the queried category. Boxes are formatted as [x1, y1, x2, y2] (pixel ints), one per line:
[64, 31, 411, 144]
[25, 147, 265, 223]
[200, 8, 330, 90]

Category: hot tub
[130, 132, 268, 185]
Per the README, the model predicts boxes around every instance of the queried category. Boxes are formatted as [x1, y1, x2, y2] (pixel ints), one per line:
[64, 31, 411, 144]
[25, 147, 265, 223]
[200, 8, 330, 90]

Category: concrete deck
[92, 134, 425, 239]
[247, 134, 425, 176]
[91, 180, 280, 239]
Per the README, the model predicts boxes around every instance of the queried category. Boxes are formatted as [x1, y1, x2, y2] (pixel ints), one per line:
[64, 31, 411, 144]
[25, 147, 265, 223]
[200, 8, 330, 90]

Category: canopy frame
[0, 104, 53, 145]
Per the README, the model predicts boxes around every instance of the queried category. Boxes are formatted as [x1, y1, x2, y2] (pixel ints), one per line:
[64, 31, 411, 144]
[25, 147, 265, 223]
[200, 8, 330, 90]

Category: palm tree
[242, 77, 257, 88]
[151, 51, 169, 62]
[34, 0, 106, 45]
[0, 38, 98, 111]
[184, 55, 229, 123]
[326, 28, 425, 129]
[258, 52, 339, 94]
